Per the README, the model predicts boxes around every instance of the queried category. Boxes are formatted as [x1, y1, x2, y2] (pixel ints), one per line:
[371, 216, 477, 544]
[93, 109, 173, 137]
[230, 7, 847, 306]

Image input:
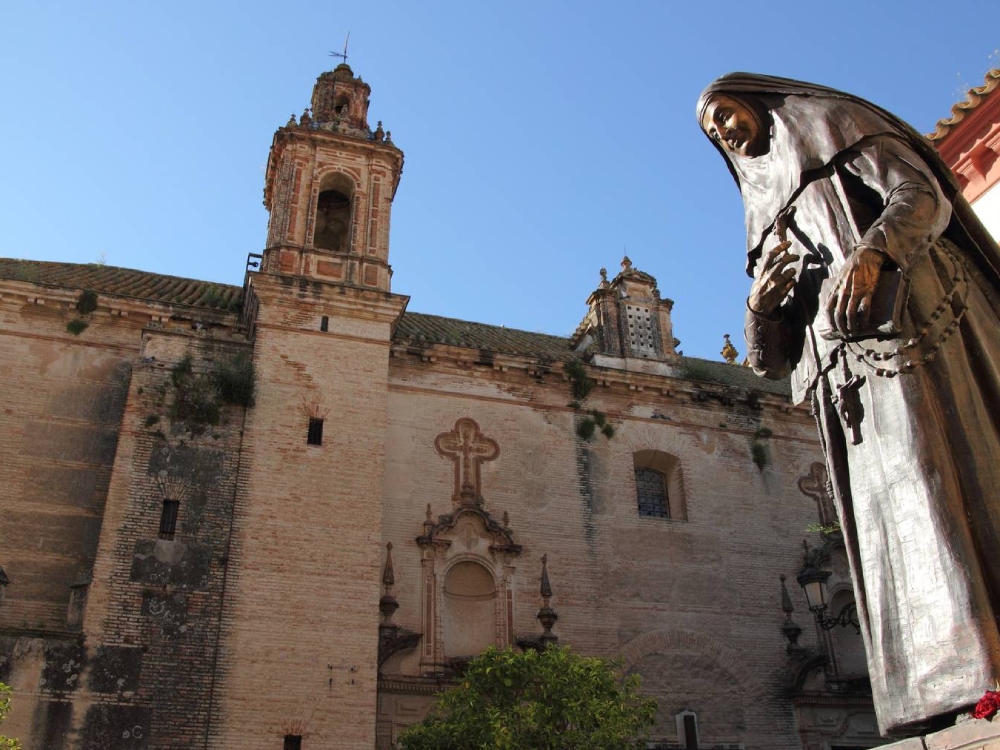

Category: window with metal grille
[307, 418, 324, 446]
[159, 500, 180, 540]
[635, 468, 669, 518]
[320, 316, 329, 332]
[283, 736, 302, 750]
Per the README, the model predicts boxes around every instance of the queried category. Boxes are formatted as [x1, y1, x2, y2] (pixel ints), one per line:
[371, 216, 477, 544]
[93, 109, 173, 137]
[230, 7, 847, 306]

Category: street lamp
[796, 563, 860, 633]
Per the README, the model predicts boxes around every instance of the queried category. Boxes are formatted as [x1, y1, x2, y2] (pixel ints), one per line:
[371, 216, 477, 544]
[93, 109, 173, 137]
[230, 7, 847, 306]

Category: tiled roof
[394, 311, 573, 361]
[927, 68, 1000, 141]
[0, 258, 790, 396]
[0, 258, 241, 310]
[394, 311, 790, 395]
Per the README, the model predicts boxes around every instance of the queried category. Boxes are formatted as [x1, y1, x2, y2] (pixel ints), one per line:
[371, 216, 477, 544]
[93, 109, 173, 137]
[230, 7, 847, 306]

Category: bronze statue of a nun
[698, 73, 1000, 735]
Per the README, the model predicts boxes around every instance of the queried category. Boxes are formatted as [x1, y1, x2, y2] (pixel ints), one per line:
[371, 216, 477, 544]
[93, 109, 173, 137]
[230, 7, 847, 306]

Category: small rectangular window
[683, 714, 698, 749]
[307, 418, 324, 446]
[284, 736, 302, 750]
[159, 500, 180, 540]
[320, 316, 329, 332]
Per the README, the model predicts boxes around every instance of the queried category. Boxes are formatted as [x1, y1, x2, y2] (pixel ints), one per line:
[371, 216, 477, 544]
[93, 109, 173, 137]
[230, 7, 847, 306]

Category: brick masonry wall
[208, 275, 405, 750]
[0, 272, 861, 750]
[380, 353, 830, 749]
[0, 275, 249, 750]
[81, 329, 249, 750]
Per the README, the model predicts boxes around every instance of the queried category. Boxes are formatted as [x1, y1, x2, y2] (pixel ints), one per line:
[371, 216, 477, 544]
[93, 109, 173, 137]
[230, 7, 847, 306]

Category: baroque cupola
[309, 63, 372, 133]
[570, 256, 680, 372]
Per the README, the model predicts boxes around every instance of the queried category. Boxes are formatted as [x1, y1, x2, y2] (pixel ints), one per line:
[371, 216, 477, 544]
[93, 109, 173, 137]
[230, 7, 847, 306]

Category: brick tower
[213, 65, 408, 749]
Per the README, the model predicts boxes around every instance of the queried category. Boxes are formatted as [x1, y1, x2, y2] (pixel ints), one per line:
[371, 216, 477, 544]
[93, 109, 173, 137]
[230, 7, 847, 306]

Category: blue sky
[0, 0, 995, 359]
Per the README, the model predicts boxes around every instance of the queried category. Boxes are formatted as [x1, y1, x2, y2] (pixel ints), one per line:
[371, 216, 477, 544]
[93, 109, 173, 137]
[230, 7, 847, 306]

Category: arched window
[314, 174, 353, 252]
[633, 450, 686, 520]
[442, 561, 496, 658]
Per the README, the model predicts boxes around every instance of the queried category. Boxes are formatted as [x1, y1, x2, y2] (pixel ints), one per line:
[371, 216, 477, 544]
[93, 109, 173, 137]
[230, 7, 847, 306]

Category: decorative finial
[779, 574, 793, 617]
[779, 574, 803, 653]
[287, 113, 298, 127]
[721, 333, 739, 365]
[423, 503, 435, 536]
[600, 267, 607, 281]
[537, 554, 558, 647]
[379, 541, 399, 623]
[621, 256, 632, 270]
[540, 554, 552, 602]
[374, 120, 385, 142]
[382, 542, 395, 587]
[300, 107, 312, 126]
[385, 130, 392, 144]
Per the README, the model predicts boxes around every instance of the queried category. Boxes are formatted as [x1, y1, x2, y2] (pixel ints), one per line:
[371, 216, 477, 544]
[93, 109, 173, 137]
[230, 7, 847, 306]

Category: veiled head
[696, 72, 967, 272]
[699, 94, 765, 157]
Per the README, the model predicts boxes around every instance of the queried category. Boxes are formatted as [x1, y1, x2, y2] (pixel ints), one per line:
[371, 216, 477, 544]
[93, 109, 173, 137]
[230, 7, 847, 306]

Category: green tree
[0, 683, 23, 750]
[397, 646, 656, 750]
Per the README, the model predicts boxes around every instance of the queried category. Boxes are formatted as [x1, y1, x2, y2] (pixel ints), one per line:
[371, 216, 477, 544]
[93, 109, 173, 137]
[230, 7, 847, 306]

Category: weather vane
[329, 32, 350, 65]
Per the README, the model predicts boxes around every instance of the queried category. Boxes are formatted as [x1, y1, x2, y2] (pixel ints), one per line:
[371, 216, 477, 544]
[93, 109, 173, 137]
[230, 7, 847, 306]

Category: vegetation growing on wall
[169, 356, 221, 432]
[806, 521, 842, 534]
[65, 289, 99, 336]
[165, 352, 256, 433]
[66, 319, 89, 336]
[75, 290, 98, 315]
[216, 353, 256, 407]
[564, 359, 615, 442]
[751, 426, 772, 471]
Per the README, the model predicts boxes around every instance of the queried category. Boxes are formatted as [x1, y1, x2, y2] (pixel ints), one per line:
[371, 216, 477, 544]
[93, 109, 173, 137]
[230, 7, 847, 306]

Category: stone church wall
[379, 353, 830, 749]
[0, 275, 249, 750]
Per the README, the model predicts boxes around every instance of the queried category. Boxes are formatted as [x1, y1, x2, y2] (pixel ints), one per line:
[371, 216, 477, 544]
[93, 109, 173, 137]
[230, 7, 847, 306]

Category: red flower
[973, 690, 1000, 720]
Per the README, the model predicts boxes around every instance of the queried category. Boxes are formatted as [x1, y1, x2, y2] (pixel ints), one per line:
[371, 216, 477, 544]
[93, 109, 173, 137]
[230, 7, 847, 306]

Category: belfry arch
[313, 172, 354, 253]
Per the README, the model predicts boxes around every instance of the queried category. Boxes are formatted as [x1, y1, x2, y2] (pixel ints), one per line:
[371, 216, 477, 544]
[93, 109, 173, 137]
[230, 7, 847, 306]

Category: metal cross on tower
[329, 32, 350, 65]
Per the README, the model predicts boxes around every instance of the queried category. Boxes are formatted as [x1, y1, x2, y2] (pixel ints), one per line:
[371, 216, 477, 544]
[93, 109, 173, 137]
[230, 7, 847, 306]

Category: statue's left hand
[826, 245, 887, 336]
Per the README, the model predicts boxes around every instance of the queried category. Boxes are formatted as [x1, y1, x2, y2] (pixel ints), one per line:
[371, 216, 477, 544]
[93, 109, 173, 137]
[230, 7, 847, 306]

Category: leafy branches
[0, 684, 22, 750]
[397, 646, 656, 750]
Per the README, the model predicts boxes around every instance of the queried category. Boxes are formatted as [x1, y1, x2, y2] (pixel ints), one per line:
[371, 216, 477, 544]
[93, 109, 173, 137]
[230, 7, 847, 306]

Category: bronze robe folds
[699, 74, 1000, 736]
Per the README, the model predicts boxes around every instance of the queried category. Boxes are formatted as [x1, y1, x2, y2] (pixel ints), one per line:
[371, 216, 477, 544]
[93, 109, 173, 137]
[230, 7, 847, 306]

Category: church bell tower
[262, 63, 403, 291]
[219, 65, 408, 750]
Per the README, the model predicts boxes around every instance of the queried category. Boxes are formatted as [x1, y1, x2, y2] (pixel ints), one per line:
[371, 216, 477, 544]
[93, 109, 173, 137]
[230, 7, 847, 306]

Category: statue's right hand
[749, 241, 799, 317]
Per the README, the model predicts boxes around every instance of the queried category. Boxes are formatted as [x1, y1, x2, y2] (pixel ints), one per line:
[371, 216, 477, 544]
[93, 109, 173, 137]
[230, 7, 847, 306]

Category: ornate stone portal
[415, 418, 521, 674]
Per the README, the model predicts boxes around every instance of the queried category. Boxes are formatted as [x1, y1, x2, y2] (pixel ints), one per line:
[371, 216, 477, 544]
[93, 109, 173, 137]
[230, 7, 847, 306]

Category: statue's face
[701, 94, 764, 157]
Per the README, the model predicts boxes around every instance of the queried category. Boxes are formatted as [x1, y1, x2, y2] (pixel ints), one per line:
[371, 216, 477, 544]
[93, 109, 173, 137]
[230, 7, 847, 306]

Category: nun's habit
[698, 73, 1000, 735]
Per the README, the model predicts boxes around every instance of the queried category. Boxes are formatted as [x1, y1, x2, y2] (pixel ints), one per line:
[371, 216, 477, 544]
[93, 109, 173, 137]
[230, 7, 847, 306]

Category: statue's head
[698, 93, 766, 158]
[695, 72, 961, 272]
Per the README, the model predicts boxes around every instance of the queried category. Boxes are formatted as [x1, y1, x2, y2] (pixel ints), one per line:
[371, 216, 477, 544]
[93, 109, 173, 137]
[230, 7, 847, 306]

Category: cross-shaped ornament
[434, 418, 500, 506]
[836, 357, 866, 446]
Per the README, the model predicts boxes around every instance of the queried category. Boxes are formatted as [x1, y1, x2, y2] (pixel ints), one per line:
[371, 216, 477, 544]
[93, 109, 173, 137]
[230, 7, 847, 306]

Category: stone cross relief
[434, 417, 500, 506]
[797, 461, 837, 527]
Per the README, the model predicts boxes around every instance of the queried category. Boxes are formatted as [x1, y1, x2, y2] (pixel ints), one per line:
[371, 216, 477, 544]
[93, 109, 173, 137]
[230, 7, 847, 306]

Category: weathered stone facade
[0, 65, 882, 749]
